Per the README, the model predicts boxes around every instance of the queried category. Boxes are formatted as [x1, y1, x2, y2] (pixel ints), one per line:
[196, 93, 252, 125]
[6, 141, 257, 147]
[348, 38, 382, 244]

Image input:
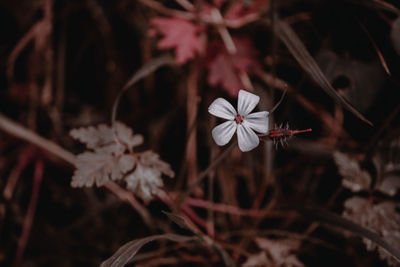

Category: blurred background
[0, 0, 400, 266]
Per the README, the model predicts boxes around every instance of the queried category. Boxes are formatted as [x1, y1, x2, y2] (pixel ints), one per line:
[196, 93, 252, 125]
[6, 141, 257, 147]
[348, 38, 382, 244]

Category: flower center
[235, 114, 243, 124]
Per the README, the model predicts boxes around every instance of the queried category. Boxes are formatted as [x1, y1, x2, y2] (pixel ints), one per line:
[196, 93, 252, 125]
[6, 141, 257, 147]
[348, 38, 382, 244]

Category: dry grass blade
[275, 20, 373, 126]
[359, 22, 391, 76]
[354, 0, 400, 15]
[111, 54, 175, 125]
[391, 17, 400, 56]
[100, 234, 198, 267]
[163, 211, 193, 231]
[180, 140, 237, 201]
[163, 211, 236, 267]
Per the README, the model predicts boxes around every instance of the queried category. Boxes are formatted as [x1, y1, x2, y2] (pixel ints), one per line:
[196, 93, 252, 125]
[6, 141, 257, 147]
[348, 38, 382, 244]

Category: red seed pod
[259, 123, 312, 147]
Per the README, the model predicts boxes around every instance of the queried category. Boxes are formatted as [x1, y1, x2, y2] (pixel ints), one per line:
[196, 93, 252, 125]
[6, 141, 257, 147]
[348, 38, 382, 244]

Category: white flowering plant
[209, 89, 269, 152]
[2, 1, 398, 267]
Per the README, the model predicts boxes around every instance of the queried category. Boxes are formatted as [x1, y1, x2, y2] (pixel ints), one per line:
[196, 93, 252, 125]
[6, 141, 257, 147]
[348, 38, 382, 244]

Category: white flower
[208, 90, 269, 152]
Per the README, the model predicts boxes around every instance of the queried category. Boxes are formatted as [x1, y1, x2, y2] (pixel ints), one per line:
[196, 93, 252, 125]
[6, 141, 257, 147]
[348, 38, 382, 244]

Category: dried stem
[3, 147, 34, 200]
[6, 22, 41, 83]
[185, 62, 199, 192]
[210, 7, 256, 92]
[182, 204, 208, 231]
[178, 140, 237, 203]
[269, 90, 287, 114]
[186, 198, 261, 217]
[104, 181, 153, 228]
[359, 21, 391, 76]
[138, 0, 194, 20]
[13, 159, 44, 267]
[257, 70, 349, 139]
[40, 0, 54, 106]
[175, 0, 194, 11]
[206, 144, 218, 238]
[211, 8, 237, 54]
[111, 54, 175, 126]
[0, 113, 76, 164]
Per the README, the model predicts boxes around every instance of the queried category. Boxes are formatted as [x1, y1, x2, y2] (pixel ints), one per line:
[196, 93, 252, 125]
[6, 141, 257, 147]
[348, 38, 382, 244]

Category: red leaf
[150, 17, 205, 65]
[206, 37, 261, 97]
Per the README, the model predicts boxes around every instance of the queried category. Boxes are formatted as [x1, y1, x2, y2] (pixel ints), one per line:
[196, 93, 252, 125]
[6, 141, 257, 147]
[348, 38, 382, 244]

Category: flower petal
[208, 98, 237, 120]
[237, 90, 260, 116]
[212, 121, 237, 146]
[237, 124, 260, 152]
[244, 111, 269, 133]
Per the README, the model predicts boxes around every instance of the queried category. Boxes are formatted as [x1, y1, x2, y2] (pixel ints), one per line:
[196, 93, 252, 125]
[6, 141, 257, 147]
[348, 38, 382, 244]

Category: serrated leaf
[70, 124, 110, 150]
[333, 151, 371, 192]
[70, 121, 143, 151]
[139, 150, 175, 178]
[113, 154, 137, 180]
[71, 150, 135, 187]
[69, 122, 144, 187]
[276, 20, 372, 126]
[100, 234, 198, 267]
[114, 122, 144, 149]
[125, 163, 163, 202]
